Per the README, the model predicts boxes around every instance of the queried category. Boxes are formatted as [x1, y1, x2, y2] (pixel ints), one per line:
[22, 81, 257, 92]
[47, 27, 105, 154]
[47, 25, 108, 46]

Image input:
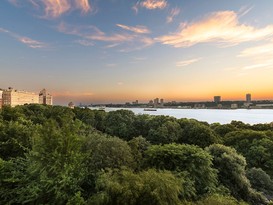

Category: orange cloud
[116, 24, 150, 34]
[157, 10, 273, 48]
[166, 7, 180, 23]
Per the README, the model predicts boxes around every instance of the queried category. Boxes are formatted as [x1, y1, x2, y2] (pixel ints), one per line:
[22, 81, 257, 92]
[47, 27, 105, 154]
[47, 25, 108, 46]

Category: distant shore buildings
[0, 87, 53, 108]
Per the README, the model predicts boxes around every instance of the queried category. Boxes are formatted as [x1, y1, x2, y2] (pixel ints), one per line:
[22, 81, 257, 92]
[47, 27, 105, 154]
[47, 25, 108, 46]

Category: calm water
[90, 107, 273, 125]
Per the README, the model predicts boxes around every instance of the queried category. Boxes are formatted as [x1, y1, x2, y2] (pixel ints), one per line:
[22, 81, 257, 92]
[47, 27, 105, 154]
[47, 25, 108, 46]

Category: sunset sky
[1, 0, 273, 105]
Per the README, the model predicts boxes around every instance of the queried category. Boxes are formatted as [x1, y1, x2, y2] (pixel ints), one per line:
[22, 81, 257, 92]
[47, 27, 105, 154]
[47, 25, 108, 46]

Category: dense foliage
[0, 104, 273, 204]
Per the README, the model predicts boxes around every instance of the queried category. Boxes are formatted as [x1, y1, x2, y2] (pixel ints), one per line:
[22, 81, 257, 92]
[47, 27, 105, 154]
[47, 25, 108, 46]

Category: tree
[224, 130, 273, 176]
[207, 144, 267, 205]
[90, 169, 184, 205]
[128, 136, 150, 170]
[246, 167, 273, 198]
[144, 143, 217, 196]
[147, 120, 182, 144]
[178, 119, 221, 148]
[83, 133, 134, 171]
[104, 110, 136, 140]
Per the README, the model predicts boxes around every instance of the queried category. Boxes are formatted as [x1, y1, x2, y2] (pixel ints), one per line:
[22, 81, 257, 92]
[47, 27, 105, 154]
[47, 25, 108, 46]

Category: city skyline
[2, 1, 273, 104]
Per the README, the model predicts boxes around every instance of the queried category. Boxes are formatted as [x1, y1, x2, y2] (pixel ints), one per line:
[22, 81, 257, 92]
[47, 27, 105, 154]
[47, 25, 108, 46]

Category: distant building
[68, 102, 75, 109]
[246, 93, 251, 103]
[39, 89, 53, 105]
[154, 98, 159, 107]
[160, 98, 164, 107]
[231, 104, 238, 109]
[148, 100, 153, 106]
[132, 100, 138, 105]
[0, 90, 3, 109]
[214, 96, 221, 103]
[2, 87, 39, 107]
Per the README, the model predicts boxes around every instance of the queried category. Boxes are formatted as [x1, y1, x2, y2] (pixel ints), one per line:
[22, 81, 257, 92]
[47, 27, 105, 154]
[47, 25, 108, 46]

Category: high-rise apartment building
[160, 98, 164, 107]
[2, 87, 39, 107]
[246, 93, 251, 103]
[214, 96, 221, 103]
[154, 98, 159, 107]
[39, 89, 53, 105]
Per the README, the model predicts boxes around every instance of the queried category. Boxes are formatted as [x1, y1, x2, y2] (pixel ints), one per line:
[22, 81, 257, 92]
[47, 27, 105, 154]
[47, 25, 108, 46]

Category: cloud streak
[57, 22, 154, 51]
[176, 58, 201, 67]
[157, 10, 273, 48]
[166, 7, 180, 23]
[116, 24, 150, 34]
[8, 0, 92, 18]
[0, 27, 47, 48]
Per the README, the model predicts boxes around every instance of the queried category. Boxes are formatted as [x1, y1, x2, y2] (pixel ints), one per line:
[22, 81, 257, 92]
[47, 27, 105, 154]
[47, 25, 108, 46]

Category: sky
[1, 0, 273, 105]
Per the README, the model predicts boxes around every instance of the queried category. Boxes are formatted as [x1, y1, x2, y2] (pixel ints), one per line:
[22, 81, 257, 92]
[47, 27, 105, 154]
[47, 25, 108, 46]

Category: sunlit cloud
[238, 43, 273, 70]
[141, 0, 167, 10]
[157, 10, 273, 48]
[239, 43, 273, 58]
[116, 24, 150, 34]
[166, 7, 180, 23]
[117, 82, 124, 86]
[133, 0, 167, 13]
[8, 0, 92, 18]
[0, 27, 47, 48]
[176, 58, 201, 67]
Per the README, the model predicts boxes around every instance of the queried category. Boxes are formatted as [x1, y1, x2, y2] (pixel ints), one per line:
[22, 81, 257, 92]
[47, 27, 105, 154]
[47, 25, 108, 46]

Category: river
[89, 107, 273, 125]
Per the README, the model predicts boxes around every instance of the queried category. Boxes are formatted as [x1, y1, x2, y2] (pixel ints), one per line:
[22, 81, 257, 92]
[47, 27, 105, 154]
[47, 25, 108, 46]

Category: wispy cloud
[117, 82, 124, 86]
[116, 24, 150, 34]
[58, 22, 134, 42]
[157, 10, 273, 48]
[238, 43, 273, 70]
[57, 22, 154, 51]
[166, 7, 180, 23]
[133, 0, 167, 13]
[0, 27, 47, 48]
[8, 0, 92, 18]
[238, 43, 273, 58]
[19, 37, 47, 48]
[176, 58, 201, 67]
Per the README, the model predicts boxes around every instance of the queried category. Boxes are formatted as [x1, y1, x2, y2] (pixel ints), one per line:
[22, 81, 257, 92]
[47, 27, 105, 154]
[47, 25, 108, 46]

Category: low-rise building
[2, 87, 39, 107]
[39, 89, 53, 105]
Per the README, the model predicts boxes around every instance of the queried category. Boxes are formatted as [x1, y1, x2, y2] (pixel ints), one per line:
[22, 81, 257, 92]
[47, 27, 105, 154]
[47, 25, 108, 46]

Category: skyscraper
[214, 96, 221, 103]
[246, 93, 251, 103]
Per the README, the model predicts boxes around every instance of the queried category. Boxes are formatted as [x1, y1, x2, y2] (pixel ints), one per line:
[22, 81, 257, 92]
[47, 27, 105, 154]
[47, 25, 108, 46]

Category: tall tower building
[246, 93, 251, 103]
[39, 89, 53, 105]
[214, 96, 221, 103]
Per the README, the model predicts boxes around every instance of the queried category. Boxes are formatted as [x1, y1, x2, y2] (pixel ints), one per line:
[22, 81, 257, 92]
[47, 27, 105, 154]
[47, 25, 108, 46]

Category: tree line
[0, 104, 273, 204]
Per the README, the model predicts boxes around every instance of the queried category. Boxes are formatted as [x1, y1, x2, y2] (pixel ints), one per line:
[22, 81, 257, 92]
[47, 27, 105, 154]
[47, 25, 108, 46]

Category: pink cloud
[157, 10, 273, 48]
